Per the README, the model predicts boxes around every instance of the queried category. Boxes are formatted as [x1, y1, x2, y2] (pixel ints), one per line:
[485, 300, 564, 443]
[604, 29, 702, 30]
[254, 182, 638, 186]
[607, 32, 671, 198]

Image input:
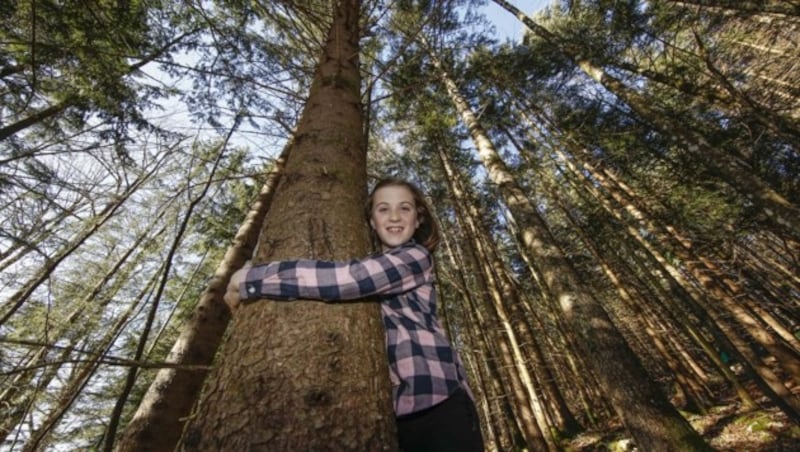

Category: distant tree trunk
[114, 148, 288, 451]
[179, 1, 397, 450]
[437, 146, 552, 451]
[437, 234, 508, 451]
[500, 202, 610, 428]
[426, 46, 712, 451]
[436, 209, 532, 450]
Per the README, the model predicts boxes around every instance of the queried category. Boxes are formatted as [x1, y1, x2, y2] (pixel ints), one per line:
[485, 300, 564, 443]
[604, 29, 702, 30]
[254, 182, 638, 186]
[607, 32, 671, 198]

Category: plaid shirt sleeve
[238, 242, 432, 302]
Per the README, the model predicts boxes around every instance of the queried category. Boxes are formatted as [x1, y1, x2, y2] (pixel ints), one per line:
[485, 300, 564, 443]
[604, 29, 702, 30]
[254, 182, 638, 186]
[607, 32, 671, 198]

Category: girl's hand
[224, 263, 251, 311]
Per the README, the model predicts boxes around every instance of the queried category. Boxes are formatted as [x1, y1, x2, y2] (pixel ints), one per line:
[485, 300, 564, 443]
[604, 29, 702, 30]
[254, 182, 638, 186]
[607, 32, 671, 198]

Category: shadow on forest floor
[563, 404, 800, 451]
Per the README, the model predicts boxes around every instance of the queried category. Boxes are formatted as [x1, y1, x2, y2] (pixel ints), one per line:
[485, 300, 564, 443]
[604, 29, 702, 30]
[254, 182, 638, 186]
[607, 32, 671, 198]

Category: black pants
[396, 388, 484, 452]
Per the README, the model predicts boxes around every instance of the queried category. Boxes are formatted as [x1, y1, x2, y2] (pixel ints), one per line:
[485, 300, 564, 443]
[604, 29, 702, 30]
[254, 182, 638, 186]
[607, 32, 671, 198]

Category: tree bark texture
[180, 1, 397, 450]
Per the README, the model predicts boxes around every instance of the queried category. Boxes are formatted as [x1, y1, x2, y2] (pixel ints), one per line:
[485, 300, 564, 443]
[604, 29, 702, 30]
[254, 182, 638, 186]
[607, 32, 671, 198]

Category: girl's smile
[370, 185, 421, 250]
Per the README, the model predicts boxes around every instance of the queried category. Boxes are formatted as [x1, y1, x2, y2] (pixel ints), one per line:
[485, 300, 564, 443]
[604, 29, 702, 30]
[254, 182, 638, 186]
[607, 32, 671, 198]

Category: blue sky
[482, 0, 551, 41]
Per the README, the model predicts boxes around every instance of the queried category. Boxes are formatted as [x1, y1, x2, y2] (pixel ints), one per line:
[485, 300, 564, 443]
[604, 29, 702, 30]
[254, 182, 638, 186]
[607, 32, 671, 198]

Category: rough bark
[179, 1, 397, 450]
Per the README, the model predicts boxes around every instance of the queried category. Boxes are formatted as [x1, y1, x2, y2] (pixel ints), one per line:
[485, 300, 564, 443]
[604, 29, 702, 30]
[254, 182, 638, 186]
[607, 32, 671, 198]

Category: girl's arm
[225, 243, 431, 308]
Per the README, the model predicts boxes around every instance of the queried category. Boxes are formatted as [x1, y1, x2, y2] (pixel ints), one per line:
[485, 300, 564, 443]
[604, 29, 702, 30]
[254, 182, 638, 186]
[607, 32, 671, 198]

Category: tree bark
[179, 1, 397, 450]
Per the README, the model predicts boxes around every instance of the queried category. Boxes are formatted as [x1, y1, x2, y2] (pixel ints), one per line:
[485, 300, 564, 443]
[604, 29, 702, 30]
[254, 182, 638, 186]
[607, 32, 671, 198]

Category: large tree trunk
[426, 47, 712, 451]
[114, 148, 288, 451]
[179, 1, 397, 450]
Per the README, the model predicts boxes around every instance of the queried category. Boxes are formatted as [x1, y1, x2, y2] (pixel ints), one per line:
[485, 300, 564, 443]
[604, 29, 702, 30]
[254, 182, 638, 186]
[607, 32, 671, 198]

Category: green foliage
[1, 0, 160, 132]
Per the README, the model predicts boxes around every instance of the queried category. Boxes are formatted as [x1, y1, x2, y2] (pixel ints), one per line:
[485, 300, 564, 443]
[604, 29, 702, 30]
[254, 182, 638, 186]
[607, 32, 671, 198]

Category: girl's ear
[369, 218, 376, 230]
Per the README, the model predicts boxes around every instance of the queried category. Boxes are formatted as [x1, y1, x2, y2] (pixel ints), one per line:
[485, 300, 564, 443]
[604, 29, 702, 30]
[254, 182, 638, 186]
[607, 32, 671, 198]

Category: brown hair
[365, 177, 440, 252]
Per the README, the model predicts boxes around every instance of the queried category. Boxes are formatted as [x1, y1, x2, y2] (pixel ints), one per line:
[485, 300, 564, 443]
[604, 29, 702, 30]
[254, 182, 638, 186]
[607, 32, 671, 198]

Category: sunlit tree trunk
[438, 146, 552, 451]
[179, 1, 397, 449]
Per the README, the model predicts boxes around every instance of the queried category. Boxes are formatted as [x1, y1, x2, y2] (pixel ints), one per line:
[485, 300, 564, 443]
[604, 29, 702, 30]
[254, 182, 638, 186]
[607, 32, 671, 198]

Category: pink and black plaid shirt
[238, 241, 471, 416]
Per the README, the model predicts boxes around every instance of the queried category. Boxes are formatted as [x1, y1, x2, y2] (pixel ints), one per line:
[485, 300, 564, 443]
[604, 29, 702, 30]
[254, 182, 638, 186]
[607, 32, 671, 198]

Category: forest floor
[564, 403, 800, 451]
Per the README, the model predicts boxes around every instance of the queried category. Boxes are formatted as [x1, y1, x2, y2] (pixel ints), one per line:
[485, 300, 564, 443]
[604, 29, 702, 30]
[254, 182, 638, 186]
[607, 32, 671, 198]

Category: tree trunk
[426, 46, 712, 451]
[179, 1, 397, 450]
[438, 146, 552, 451]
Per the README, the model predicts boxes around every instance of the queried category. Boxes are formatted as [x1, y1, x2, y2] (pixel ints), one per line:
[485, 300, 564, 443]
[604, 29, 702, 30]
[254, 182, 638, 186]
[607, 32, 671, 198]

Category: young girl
[225, 177, 484, 451]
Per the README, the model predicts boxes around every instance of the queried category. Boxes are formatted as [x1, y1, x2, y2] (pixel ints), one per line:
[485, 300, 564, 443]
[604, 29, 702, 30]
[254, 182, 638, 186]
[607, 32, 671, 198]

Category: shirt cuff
[240, 265, 268, 300]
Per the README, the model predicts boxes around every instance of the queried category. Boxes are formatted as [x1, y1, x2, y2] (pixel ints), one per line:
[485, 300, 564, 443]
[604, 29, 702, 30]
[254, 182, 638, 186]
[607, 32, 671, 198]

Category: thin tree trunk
[438, 147, 550, 450]
[438, 215, 526, 450]
[103, 124, 241, 450]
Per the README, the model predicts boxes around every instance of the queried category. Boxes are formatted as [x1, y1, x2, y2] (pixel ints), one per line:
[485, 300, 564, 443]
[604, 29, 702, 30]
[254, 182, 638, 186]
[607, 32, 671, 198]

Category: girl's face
[369, 185, 421, 251]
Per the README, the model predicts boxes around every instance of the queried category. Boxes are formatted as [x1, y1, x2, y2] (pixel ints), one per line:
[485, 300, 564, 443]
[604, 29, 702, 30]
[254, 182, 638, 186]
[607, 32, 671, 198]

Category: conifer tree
[179, 1, 397, 449]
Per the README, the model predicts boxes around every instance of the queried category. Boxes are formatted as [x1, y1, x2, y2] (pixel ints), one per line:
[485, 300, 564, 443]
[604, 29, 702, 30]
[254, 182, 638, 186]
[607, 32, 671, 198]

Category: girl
[225, 177, 484, 451]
